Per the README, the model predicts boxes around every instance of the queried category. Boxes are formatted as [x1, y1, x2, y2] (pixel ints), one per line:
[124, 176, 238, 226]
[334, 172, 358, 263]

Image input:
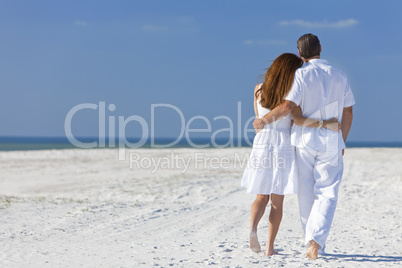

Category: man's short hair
[297, 34, 321, 59]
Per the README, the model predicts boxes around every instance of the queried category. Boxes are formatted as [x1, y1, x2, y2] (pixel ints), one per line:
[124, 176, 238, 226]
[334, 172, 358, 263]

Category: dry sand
[0, 148, 401, 267]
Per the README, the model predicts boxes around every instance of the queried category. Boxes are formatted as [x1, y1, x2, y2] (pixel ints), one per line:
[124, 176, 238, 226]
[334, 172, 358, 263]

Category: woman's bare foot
[306, 240, 318, 260]
[264, 248, 278, 256]
[249, 230, 261, 253]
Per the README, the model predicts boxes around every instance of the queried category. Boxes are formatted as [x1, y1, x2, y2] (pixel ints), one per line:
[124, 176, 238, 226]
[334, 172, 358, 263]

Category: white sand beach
[0, 148, 401, 267]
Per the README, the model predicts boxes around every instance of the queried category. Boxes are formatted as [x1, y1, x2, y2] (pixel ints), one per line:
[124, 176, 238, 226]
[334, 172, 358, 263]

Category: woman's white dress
[241, 85, 298, 195]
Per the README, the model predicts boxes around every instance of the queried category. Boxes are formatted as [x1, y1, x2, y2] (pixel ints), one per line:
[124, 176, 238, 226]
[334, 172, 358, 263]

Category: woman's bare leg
[265, 194, 284, 256]
[249, 194, 269, 252]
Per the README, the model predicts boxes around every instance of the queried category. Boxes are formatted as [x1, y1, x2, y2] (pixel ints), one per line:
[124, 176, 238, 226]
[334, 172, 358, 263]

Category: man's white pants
[296, 147, 343, 252]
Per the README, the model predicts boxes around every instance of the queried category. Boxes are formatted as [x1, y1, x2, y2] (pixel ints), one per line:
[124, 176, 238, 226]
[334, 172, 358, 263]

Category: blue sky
[0, 0, 401, 142]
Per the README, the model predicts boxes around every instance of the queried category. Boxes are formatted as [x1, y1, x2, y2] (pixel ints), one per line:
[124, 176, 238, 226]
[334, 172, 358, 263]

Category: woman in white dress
[241, 53, 340, 256]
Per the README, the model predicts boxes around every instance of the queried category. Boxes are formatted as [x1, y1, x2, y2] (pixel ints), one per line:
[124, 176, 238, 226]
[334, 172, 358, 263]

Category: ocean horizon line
[0, 136, 401, 151]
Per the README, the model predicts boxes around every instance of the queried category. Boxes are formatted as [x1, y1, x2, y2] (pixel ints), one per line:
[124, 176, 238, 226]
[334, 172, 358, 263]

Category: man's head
[297, 33, 321, 61]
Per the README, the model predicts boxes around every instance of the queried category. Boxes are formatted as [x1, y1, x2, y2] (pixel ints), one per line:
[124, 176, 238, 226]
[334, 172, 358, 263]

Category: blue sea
[0, 136, 401, 151]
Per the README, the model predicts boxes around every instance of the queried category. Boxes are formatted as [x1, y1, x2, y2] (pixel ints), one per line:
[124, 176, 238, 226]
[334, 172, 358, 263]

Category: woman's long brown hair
[256, 53, 303, 110]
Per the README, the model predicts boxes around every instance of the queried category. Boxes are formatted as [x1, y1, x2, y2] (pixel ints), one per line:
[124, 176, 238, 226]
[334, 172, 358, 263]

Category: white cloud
[279, 19, 358, 28]
[142, 24, 168, 32]
[139, 17, 198, 33]
[74, 20, 87, 26]
[244, 39, 287, 45]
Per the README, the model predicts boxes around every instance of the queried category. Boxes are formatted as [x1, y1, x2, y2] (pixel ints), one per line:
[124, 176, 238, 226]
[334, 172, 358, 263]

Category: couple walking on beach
[241, 33, 355, 260]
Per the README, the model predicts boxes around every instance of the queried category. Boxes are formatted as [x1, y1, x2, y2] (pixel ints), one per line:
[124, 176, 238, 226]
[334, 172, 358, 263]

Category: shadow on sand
[323, 253, 402, 263]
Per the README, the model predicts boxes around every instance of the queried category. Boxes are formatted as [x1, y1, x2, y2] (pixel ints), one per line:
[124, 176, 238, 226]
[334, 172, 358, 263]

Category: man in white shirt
[253, 33, 355, 260]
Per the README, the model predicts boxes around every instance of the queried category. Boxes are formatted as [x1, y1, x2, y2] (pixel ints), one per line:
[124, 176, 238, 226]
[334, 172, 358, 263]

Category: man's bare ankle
[306, 240, 318, 260]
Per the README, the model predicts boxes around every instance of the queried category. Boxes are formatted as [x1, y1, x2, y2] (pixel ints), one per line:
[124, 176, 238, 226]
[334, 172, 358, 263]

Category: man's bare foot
[249, 230, 261, 253]
[306, 240, 318, 260]
[264, 248, 278, 256]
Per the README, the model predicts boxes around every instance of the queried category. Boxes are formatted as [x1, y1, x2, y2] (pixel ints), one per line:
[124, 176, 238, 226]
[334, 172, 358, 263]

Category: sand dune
[0, 148, 401, 267]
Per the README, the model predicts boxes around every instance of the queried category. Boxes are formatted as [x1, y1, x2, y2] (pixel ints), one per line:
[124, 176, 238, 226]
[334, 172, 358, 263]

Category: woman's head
[256, 53, 303, 110]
